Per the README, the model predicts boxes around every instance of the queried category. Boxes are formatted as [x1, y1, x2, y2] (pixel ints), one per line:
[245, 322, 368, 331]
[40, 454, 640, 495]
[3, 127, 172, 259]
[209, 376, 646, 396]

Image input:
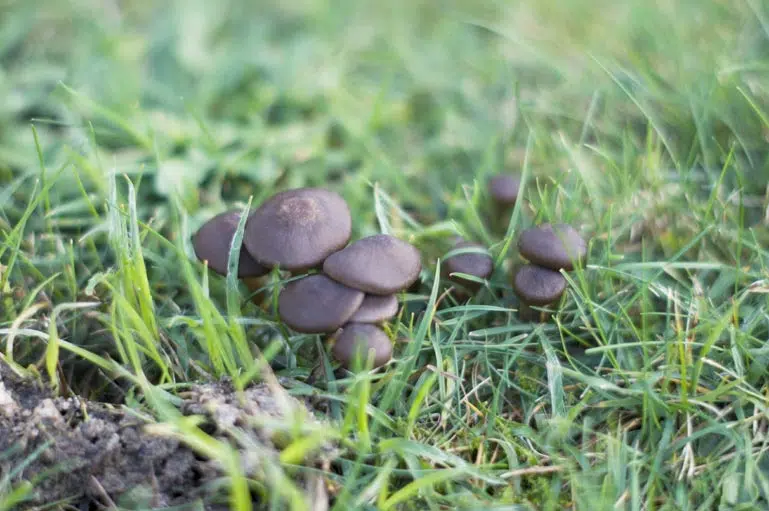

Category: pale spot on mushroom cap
[244, 188, 352, 272]
[276, 196, 321, 226]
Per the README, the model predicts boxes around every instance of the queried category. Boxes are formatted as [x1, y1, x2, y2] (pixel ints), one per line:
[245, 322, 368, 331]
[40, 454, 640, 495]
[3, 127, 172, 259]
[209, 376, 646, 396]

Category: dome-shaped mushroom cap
[278, 274, 364, 334]
[323, 234, 421, 295]
[443, 240, 493, 292]
[243, 188, 352, 272]
[488, 174, 521, 206]
[512, 264, 567, 306]
[332, 323, 392, 369]
[517, 223, 587, 271]
[349, 294, 399, 324]
[193, 210, 269, 278]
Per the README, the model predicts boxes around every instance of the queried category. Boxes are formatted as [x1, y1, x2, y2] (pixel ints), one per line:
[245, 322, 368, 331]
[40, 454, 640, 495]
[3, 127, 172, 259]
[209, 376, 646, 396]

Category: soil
[0, 362, 334, 510]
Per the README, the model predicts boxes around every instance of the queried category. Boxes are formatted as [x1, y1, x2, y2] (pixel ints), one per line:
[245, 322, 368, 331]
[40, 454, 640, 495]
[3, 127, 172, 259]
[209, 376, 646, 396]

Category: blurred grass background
[2, 0, 769, 509]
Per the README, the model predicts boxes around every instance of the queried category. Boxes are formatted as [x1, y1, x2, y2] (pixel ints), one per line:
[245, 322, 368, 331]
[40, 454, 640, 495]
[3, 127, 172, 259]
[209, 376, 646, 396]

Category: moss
[515, 357, 546, 396]
[496, 474, 570, 510]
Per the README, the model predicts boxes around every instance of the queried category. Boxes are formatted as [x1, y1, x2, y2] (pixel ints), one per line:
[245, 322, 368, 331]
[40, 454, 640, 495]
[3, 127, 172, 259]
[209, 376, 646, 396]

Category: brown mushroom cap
[243, 188, 352, 272]
[488, 173, 521, 207]
[517, 223, 587, 271]
[443, 240, 493, 293]
[323, 234, 421, 295]
[348, 294, 399, 324]
[193, 210, 269, 278]
[332, 323, 392, 369]
[512, 264, 567, 306]
[278, 274, 364, 334]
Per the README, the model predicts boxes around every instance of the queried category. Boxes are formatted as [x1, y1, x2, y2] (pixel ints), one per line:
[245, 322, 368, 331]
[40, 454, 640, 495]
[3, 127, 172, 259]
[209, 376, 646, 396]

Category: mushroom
[512, 264, 567, 322]
[323, 234, 421, 295]
[243, 187, 352, 272]
[348, 294, 399, 324]
[517, 223, 587, 272]
[192, 210, 270, 299]
[277, 274, 364, 333]
[488, 173, 521, 208]
[488, 173, 522, 233]
[331, 323, 392, 370]
[442, 239, 493, 295]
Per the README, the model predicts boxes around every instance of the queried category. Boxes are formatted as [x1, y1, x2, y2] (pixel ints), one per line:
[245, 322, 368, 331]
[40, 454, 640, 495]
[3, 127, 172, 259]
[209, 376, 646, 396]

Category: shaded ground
[0, 362, 332, 510]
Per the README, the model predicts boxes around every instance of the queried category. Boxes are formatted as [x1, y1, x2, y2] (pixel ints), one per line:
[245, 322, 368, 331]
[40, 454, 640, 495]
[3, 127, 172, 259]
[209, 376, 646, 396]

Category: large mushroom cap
[512, 264, 567, 306]
[349, 294, 399, 324]
[278, 274, 364, 333]
[193, 210, 269, 278]
[488, 173, 521, 207]
[323, 234, 421, 295]
[332, 323, 392, 369]
[243, 188, 352, 272]
[517, 223, 587, 271]
[443, 240, 493, 292]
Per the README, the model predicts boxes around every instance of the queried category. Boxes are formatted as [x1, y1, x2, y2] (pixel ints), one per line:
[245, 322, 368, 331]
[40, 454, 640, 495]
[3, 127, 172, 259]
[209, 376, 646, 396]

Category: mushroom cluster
[193, 188, 421, 371]
[193, 175, 590, 374]
[513, 223, 587, 322]
[486, 173, 589, 322]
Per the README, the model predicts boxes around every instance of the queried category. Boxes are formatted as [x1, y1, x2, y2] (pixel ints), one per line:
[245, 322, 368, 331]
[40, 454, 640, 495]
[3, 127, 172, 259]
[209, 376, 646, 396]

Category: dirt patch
[0, 362, 334, 510]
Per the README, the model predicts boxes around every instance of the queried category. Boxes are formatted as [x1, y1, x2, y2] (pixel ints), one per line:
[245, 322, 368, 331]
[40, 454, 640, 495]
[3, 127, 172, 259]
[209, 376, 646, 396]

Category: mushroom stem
[518, 302, 552, 323]
[242, 275, 271, 309]
[446, 285, 471, 303]
[491, 203, 515, 235]
[242, 276, 265, 291]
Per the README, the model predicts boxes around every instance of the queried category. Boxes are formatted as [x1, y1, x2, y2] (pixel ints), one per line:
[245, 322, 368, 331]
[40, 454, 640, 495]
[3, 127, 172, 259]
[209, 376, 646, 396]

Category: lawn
[1, 0, 769, 509]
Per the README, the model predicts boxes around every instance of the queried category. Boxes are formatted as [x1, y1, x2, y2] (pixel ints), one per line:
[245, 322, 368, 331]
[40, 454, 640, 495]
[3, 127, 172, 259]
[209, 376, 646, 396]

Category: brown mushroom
[512, 264, 567, 322]
[517, 223, 587, 271]
[192, 210, 273, 307]
[442, 239, 493, 295]
[488, 173, 522, 233]
[244, 187, 352, 272]
[331, 323, 392, 370]
[488, 173, 521, 208]
[192, 210, 269, 278]
[277, 274, 364, 333]
[323, 234, 421, 295]
[348, 294, 399, 324]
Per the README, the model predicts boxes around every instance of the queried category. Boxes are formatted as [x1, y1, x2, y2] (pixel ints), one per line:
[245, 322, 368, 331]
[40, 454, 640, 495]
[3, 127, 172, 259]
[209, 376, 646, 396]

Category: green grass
[2, 0, 769, 509]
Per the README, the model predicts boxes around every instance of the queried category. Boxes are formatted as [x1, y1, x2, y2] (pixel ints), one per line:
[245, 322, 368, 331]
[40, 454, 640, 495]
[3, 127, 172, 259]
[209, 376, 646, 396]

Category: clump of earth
[0, 361, 334, 509]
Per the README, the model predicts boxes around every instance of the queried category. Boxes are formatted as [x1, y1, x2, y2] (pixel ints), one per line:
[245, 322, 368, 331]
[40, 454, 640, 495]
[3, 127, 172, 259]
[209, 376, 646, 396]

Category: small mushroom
[442, 239, 493, 294]
[488, 173, 521, 208]
[323, 234, 421, 295]
[512, 264, 567, 322]
[517, 223, 587, 271]
[192, 210, 269, 278]
[244, 187, 352, 272]
[278, 274, 364, 333]
[331, 323, 392, 369]
[348, 294, 399, 324]
[488, 173, 522, 233]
